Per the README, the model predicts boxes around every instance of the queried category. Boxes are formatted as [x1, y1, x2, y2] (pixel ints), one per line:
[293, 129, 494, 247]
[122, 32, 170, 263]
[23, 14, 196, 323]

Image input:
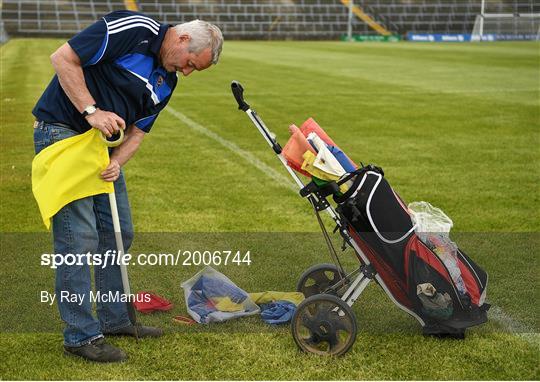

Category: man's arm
[101, 125, 145, 182]
[50, 43, 125, 137]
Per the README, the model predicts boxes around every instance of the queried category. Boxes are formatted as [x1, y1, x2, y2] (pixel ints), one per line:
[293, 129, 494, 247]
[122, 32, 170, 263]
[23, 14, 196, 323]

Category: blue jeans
[34, 122, 134, 347]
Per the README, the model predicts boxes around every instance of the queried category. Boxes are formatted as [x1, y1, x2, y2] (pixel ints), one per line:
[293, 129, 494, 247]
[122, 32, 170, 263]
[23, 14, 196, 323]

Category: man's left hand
[101, 159, 121, 182]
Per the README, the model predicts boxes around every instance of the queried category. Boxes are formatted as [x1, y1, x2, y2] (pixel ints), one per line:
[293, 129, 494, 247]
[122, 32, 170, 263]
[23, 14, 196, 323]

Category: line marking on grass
[489, 306, 540, 350]
[164, 107, 298, 192]
[166, 106, 538, 350]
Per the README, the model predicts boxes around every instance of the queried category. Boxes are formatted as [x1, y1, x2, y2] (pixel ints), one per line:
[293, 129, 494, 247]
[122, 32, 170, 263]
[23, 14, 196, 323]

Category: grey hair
[173, 20, 223, 65]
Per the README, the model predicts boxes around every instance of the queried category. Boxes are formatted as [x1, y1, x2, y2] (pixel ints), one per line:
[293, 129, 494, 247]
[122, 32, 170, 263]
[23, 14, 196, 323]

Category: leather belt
[34, 120, 73, 130]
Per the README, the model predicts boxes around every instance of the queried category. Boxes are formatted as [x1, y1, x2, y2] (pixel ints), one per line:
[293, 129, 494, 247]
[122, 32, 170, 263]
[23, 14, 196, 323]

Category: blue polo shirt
[32, 10, 177, 134]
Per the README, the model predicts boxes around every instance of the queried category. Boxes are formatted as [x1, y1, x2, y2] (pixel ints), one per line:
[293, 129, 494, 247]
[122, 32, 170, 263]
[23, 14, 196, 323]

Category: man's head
[160, 20, 223, 76]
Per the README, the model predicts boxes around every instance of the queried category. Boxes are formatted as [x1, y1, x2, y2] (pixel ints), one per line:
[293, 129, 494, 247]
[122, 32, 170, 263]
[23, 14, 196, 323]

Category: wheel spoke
[301, 310, 319, 333]
[312, 301, 333, 321]
[303, 335, 318, 346]
[310, 271, 332, 290]
[327, 332, 341, 351]
[302, 284, 320, 298]
[329, 311, 353, 332]
[332, 319, 349, 332]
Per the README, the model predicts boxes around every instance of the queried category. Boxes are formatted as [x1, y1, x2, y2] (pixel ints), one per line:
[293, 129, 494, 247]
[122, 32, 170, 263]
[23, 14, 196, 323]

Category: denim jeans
[34, 122, 134, 347]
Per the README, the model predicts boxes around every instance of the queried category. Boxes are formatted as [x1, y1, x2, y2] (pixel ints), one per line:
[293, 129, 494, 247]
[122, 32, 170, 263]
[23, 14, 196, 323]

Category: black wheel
[291, 294, 357, 356]
[296, 263, 348, 298]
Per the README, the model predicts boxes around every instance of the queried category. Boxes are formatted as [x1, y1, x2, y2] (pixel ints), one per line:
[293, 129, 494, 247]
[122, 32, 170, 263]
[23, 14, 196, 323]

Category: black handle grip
[231, 81, 250, 111]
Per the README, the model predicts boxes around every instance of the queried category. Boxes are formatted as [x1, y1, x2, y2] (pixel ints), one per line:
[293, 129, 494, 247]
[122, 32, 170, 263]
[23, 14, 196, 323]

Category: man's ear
[178, 33, 191, 43]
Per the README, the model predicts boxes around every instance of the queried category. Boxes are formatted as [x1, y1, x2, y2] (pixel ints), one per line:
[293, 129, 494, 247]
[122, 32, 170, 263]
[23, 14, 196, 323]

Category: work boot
[105, 324, 163, 338]
[64, 337, 127, 363]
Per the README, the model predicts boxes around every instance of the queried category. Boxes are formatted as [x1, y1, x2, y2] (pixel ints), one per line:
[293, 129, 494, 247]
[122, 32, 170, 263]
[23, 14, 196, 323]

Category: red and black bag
[335, 165, 489, 336]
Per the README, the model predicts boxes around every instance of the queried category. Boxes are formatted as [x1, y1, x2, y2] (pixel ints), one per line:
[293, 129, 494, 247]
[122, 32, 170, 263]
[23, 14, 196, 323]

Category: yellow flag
[32, 128, 113, 230]
[301, 150, 341, 182]
[249, 291, 305, 306]
[301, 151, 349, 193]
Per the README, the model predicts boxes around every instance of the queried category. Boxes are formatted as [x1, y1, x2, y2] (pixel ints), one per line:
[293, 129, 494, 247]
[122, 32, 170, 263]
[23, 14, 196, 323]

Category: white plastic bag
[181, 266, 260, 324]
[408, 201, 453, 240]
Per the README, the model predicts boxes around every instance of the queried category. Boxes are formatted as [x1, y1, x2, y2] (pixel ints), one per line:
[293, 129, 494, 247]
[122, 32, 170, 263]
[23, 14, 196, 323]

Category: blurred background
[1, 0, 539, 43]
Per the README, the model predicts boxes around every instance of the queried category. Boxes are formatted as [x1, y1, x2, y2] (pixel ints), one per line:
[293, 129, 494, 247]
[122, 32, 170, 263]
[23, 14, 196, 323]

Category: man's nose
[182, 67, 194, 76]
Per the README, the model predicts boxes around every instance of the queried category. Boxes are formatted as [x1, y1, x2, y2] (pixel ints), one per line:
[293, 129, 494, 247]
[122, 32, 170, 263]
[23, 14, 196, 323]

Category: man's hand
[100, 125, 145, 182]
[101, 159, 121, 182]
[86, 109, 126, 137]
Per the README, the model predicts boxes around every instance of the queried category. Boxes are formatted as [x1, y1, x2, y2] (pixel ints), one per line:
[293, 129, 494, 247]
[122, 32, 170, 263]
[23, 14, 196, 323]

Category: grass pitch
[1, 39, 539, 380]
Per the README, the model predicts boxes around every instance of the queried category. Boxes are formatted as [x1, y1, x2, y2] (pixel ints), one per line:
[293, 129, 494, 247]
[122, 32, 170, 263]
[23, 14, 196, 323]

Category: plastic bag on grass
[181, 266, 260, 323]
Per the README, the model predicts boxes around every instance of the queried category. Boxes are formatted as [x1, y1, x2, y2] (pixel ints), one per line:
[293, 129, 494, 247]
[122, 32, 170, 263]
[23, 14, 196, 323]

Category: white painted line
[164, 107, 298, 192]
[489, 305, 540, 350]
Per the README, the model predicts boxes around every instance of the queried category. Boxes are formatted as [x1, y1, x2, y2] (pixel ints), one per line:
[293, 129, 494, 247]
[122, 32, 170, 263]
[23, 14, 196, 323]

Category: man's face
[163, 33, 213, 76]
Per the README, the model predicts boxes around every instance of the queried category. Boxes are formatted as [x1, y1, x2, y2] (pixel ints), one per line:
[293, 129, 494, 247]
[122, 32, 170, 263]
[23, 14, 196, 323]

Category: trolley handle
[231, 81, 250, 111]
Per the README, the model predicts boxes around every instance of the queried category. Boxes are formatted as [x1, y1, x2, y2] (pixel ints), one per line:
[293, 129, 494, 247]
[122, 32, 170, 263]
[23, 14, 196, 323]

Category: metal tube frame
[243, 106, 425, 326]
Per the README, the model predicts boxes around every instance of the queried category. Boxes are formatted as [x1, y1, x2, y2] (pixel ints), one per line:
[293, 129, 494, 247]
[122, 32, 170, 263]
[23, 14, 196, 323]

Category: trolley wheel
[291, 294, 357, 356]
[296, 263, 348, 298]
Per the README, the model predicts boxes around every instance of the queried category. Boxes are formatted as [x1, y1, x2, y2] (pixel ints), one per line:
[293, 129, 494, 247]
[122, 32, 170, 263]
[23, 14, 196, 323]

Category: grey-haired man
[32, 10, 223, 362]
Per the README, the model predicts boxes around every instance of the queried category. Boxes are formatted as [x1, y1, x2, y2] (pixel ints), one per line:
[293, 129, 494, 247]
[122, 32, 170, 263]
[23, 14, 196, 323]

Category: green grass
[0, 39, 539, 380]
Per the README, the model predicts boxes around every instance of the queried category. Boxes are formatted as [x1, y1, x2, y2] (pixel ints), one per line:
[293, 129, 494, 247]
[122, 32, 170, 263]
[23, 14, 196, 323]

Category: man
[32, 10, 223, 362]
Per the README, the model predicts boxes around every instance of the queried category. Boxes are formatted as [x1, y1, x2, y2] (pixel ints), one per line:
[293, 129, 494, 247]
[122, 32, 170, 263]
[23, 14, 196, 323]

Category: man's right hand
[85, 109, 126, 137]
